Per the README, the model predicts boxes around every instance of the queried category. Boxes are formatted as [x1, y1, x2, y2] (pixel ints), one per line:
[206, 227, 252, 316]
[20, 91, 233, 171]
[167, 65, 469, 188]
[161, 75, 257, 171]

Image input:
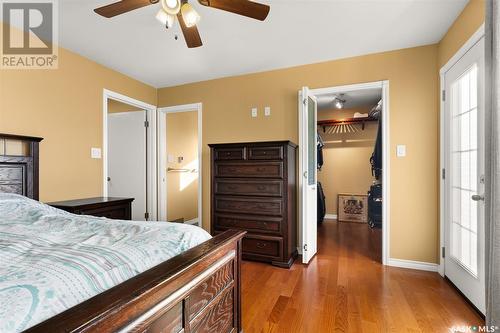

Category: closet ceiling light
[334, 97, 346, 109]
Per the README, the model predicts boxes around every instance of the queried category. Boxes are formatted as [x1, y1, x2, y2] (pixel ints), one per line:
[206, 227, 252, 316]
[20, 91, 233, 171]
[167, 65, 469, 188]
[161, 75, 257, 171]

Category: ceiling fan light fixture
[181, 3, 200, 28]
[156, 9, 175, 28]
[161, 0, 181, 15]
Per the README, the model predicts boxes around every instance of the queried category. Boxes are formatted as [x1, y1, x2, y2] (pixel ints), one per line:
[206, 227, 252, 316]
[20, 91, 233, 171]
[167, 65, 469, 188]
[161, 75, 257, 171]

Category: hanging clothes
[317, 132, 324, 170]
[371, 116, 383, 180]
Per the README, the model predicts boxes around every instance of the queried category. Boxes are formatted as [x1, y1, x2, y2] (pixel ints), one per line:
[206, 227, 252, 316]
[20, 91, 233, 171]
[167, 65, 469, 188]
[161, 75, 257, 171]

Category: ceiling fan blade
[198, 0, 269, 21]
[177, 13, 203, 48]
[94, 0, 157, 18]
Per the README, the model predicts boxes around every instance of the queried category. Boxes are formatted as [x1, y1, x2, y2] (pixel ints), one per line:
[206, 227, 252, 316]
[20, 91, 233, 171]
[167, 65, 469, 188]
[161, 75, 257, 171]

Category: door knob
[471, 194, 485, 201]
[107, 177, 111, 182]
[303, 171, 308, 178]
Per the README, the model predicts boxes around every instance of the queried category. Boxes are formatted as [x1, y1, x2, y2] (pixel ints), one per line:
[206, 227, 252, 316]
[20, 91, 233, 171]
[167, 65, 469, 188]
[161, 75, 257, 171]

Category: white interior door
[299, 87, 318, 264]
[108, 111, 148, 221]
[444, 37, 485, 313]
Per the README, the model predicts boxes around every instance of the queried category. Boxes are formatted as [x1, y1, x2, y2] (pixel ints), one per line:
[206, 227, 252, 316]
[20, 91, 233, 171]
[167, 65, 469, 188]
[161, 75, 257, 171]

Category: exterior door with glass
[444, 37, 485, 314]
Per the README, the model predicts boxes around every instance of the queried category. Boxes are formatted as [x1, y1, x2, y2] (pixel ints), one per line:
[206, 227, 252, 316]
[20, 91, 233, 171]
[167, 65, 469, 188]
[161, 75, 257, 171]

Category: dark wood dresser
[209, 141, 297, 268]
[48, 197, 134, 220]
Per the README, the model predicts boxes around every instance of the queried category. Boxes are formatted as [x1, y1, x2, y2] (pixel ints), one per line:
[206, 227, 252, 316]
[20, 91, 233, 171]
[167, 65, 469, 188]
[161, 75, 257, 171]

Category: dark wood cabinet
[47, 197, 134, 220]
[210, 141, 297, 268]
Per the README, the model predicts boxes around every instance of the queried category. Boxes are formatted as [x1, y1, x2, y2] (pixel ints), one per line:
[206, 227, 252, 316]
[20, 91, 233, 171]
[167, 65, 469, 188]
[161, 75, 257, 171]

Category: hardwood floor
[241, 220, 483, 332]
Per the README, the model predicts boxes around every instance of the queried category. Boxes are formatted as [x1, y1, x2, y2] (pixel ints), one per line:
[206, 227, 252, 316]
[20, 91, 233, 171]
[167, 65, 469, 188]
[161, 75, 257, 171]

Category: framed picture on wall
[337, 193, 368, 223]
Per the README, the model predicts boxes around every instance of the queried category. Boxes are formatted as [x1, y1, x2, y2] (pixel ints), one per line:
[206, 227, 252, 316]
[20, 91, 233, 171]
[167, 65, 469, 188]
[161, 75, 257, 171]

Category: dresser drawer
[49, 198, 134, 220]
[214, 179, 283, 197]
[214, 147, 245, 160]
[242, 235, 283, 259]
[215, 162, 283, 178]
[215, 196, 283, 216]
[214, 214, 282, 234]
[79, 204, 130, 220]
[248, 146, 283, 160]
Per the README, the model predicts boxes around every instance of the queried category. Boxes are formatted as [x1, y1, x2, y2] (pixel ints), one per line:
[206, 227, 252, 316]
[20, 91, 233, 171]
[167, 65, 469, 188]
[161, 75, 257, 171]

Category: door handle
[471, 194, 485, 202]
[107, 177, 111, 182]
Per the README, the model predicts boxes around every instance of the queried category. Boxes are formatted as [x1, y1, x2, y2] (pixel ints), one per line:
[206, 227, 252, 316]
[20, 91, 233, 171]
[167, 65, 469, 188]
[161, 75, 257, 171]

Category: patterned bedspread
[0, 193, 211, 332]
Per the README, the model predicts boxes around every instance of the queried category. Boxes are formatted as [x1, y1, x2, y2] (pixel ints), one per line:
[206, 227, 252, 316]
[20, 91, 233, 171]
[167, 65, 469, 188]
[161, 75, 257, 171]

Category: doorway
[440, 33, 485, 314]
[299, 81, 390, 265]
[158, 103, 202, 226]
[103, 89, 157, 221]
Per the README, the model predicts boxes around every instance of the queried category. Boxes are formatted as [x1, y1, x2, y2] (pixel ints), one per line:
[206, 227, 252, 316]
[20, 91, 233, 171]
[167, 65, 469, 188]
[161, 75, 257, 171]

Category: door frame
[157, 103, 203, 227]
[439, 24, 485, 277]
[298, 80, 391, 265]
[102, 89, 157, 220]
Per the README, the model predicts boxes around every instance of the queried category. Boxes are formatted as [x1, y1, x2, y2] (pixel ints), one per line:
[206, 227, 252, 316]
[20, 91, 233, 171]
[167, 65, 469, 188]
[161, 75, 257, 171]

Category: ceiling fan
[94, 0, 270, 48]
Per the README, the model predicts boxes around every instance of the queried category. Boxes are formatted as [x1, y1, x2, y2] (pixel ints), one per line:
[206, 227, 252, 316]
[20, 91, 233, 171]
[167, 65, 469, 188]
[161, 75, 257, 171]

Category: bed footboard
[26, 230, 246, 333]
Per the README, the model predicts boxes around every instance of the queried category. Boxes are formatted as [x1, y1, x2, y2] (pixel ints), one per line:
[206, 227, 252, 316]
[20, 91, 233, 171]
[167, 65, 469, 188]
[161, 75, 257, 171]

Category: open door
[299, 87, 318, 264]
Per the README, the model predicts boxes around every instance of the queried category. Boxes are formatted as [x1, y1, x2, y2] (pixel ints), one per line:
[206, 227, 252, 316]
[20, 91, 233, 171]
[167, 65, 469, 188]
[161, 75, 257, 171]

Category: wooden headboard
[0, 133, 43, 200]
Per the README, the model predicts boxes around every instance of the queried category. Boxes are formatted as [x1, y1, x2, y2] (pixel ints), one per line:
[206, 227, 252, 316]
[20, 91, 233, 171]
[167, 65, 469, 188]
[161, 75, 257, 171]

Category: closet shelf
[318, 117, 378, 132]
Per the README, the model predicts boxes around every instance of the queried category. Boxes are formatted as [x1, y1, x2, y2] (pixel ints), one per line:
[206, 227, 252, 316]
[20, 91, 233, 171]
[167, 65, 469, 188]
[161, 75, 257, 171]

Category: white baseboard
[387, 258, 439, 272]
[324, 214, 337, 220]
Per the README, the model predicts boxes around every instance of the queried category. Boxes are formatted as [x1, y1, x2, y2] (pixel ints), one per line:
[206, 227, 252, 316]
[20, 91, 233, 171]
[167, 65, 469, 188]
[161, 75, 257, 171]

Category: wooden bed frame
[0, 133, 245, 333]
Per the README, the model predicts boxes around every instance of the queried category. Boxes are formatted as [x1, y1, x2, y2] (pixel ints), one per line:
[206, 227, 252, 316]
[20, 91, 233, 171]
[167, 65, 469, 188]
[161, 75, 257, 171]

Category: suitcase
[368, 184, 382, 228]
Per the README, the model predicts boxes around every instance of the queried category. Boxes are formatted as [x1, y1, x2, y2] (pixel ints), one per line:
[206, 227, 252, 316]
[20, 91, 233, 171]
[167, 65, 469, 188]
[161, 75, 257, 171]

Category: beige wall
[317, 107, 378, 215]
[166, 111, 199, 222]
[0, 26, 157, 202]
[108, 99, 142, 114]
[437, 0, 485, 68]
[158, 44, 440, 263]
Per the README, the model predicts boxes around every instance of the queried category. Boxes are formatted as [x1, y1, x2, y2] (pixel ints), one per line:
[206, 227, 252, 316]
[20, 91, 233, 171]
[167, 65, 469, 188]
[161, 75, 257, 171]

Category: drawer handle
[227, 185, 237, 190]
[256, 242, 268, 249]
[256, 204, 268, 210]
[226, 152, 231, 156]
[256, 167, 266, 172]
[227, 168, 237, 173]
[257, 185, 266, 191]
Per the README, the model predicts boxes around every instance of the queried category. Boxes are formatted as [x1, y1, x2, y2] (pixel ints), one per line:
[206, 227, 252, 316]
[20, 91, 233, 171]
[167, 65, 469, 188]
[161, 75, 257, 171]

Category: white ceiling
[317, 88, 381, 110]
[59, 0, 468, 88]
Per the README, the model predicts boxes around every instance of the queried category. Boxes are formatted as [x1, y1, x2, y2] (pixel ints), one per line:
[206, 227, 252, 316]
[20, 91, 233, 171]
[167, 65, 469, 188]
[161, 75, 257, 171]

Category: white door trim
[298, 80, 390, 266]
[157, 103, 203, 227]
[102, 89, 157, 221]
[439, 24, 485, 276]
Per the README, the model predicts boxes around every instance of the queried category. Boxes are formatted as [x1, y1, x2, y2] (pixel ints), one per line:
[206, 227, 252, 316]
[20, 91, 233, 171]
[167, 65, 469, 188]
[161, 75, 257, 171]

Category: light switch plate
[251, 108, 258, 118]
[396, 145, 406, 157]
[91, 148, 102, 159]
[264, 106, 271, 116]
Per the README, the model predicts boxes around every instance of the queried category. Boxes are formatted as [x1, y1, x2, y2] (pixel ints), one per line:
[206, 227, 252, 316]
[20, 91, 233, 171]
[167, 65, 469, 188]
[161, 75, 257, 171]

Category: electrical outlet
[396, 145, 406, 157]
[251, 108, 258, 118]
[91, 148, 102, 159]
[264, 106, 271, 116]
